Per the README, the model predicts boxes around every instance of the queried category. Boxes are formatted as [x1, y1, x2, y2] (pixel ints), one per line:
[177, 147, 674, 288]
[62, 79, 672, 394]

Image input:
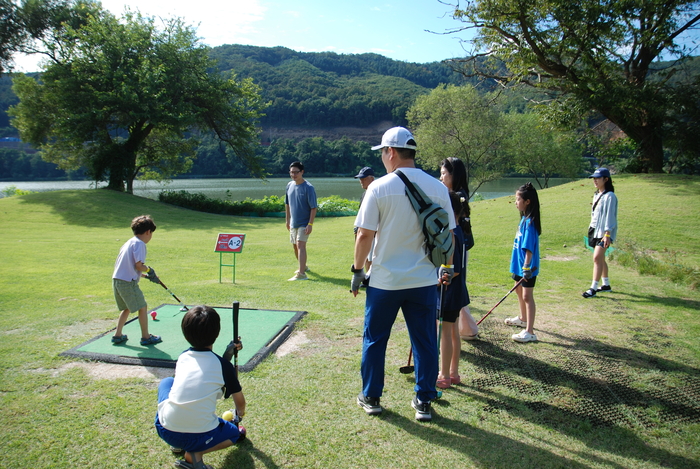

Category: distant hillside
[208, 45, 474, 137]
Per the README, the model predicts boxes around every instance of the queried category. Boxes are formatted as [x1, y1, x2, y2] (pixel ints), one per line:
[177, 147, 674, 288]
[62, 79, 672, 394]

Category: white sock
[602, 277, 610, 287]
[590, 280, 599, 291]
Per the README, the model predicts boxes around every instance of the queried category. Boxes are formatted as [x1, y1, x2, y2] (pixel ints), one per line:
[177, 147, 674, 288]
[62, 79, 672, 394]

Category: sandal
[460, 334, 478, 341]
[437, 377, 451, 389]
[140, 334, 162, 346]
[111, 334, 128, 344]
[450, 374, 461, 385]
[582, 288, 597, 298]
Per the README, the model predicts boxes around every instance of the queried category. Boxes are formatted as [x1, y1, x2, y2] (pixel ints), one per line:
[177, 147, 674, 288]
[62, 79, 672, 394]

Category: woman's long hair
[517, 182, 542, 235]
[441, 157, 470, 218]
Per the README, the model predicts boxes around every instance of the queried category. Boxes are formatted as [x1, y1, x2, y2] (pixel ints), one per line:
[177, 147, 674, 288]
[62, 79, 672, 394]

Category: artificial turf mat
[60, 304, 306, 371]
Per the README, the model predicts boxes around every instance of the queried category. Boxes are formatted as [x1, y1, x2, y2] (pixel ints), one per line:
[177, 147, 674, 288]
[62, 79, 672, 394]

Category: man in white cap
[350, 127, 455, 422]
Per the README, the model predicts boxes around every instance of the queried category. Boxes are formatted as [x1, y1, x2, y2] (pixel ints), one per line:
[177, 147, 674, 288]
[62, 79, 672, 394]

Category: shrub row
[158, 190, 359, 217]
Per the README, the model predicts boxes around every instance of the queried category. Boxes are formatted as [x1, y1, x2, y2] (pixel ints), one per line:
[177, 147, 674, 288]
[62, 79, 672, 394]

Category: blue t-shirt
[285, 180, 317, 228]
[510, 216, 540, 276]
[440, 225, 469, 312]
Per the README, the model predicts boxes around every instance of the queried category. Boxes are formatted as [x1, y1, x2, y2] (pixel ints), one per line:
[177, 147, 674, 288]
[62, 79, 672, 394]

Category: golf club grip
[232, 301, 240, 361]
[476, 277, 526, 326]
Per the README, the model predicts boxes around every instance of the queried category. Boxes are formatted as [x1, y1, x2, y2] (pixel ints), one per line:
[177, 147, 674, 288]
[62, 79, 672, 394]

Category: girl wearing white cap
[583, 168, 618, 298]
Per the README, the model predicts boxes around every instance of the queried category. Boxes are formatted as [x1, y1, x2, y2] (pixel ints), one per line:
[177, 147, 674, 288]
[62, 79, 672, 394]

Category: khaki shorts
[113, 278, 147, 312]
[290, 226, 310, 244]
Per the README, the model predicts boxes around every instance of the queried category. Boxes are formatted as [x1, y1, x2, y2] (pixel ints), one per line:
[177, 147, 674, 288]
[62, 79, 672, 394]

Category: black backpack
[395, 170, 454, 268]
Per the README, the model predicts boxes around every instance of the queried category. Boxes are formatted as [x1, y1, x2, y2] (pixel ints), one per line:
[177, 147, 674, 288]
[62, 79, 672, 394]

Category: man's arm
[305, 207, 317, 235]
[351, 227, 375, 297]
[285, 204, 291, 231]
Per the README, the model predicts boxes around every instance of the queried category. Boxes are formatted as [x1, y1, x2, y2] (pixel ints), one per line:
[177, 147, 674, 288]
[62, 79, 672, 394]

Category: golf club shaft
[158, 280, 188, 310]
[233, 301, 240, 369]
[476, 277, 525, 326]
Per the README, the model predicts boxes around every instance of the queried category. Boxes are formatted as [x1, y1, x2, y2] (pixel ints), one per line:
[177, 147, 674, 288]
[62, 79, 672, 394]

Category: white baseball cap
[371, 127, 417, 151]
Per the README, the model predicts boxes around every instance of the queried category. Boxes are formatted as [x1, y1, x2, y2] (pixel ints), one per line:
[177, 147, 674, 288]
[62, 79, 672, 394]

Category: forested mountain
[208, 45, 473, 129]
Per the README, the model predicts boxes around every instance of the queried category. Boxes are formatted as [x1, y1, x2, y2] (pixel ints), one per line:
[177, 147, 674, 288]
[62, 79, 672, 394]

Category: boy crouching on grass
[155, 305, 246, 469]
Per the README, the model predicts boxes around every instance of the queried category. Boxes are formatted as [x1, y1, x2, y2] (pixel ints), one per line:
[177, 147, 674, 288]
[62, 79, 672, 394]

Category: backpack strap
[394, 169, 430, 211]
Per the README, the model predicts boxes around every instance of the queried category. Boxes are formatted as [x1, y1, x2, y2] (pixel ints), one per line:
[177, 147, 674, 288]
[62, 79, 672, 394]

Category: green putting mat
[60, 304, 306, 371]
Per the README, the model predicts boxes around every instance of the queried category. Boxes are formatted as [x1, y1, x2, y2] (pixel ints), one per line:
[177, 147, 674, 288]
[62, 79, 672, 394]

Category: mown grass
[1, 174, 699, 468]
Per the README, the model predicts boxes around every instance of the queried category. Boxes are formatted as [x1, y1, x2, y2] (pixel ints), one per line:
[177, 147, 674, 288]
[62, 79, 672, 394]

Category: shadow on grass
[17, 190, 281, 230]
[447, 386, 700, 469]
[382, 409, 594, 469]
[452, 327, 700, 467]
[604, 291, 700, 311]
[221, 440, 280, 469]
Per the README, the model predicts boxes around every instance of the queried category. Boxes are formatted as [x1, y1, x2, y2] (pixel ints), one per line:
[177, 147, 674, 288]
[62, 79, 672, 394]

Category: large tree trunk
[637, 130, 665, 173]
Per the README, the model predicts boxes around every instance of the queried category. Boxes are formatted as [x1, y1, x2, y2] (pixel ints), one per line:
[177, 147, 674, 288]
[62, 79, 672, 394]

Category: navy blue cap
[354, 167, 375, 178]
[589, 167, 611, 178]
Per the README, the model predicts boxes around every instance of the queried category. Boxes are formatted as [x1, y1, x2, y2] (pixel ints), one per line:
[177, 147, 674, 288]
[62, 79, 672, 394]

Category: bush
[158, 190, 358, 217]
[0, 185, 33, 197]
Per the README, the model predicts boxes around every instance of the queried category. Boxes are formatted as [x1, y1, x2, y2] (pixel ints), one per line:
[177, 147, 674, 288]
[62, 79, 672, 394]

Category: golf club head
[180, 306, 188, 312]
[437, 390, 443, 399]
[399, 365, 415, 374]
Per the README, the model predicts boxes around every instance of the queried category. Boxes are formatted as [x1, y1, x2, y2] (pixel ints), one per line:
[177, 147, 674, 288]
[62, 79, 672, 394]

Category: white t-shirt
[112, 236, 146, 282]
[354, 168, 455, 290]
[158, 349, 241, 433]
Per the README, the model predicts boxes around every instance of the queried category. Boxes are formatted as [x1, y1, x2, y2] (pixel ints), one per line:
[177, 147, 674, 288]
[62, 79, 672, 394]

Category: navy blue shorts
[512, 273, 537, 288]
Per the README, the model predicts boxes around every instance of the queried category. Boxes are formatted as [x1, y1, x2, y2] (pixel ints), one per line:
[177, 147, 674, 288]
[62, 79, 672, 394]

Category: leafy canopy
[449, 0, 700, 173]
[9, 5, 266, 192]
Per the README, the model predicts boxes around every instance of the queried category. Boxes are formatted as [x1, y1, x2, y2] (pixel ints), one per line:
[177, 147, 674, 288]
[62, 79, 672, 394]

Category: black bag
[461, 217, 475, 251]
[395, 170, 455, 268]
[587, 226, 597, 248]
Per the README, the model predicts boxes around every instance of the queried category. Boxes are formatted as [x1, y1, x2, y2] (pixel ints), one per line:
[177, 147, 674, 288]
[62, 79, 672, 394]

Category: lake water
[0, 176, 576, 201]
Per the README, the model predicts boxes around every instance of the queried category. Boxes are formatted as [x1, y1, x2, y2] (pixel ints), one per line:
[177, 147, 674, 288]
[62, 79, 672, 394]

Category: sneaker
[597, 285, 612, 292]
[512, 330, 538, 343]
[504, 316, 526, 327]
[111, 334, 128, 344]
[288, 272, 308, 281]
[411, 396, 432, 422]
[357, 394, 382, 415]
[140, 334, 162, 346]
[582, 288, 597, 298]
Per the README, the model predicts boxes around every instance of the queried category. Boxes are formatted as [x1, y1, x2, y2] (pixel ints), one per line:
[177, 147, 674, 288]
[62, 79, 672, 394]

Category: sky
[13, 0, 474, 72]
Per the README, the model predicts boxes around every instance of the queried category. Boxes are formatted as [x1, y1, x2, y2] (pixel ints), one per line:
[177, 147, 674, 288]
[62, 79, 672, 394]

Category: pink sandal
[450, 374, 461, 385]
[437, 377, 451, 389]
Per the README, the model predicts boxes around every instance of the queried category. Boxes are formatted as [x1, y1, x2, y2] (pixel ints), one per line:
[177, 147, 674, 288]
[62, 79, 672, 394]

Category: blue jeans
[361, 285, 438, 402]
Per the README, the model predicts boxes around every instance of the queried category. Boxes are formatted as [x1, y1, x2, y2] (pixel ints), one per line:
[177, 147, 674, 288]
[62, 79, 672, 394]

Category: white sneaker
[288, 272, 308, 281]
[512, 330, 538, 343]
[504, 316, 526, 327]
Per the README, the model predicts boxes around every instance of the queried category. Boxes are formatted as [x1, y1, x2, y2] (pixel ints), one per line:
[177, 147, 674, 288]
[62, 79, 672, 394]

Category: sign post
[215, 233, 245, 283]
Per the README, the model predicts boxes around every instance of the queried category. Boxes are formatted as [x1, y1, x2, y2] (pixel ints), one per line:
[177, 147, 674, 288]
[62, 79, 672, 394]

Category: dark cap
[589, 167, 611, 178]
[354, 167, 375, 178]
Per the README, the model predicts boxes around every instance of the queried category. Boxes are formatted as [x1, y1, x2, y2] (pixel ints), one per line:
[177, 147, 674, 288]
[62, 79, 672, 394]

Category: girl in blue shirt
[504, 183, 541, 343]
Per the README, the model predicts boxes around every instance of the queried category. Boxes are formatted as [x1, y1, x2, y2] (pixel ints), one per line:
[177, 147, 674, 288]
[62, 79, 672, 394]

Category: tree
[9, 7, 266, 192]
[1, 0, 94, 74]
[449, 0, 700, 173]
[504, 112, 585, 188]
[407, 84, 510, 198]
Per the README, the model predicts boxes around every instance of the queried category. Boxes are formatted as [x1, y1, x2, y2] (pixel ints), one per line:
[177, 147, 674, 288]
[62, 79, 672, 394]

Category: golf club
[223, 301, 241, 365]
[157, 280, 189, 312]
[436, 283, 444, 399]
[475, 268, 537, 326]
[399, 348, 414, 374]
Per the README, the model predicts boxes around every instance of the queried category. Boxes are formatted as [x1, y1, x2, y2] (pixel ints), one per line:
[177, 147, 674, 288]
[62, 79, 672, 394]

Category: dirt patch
[56, 361, 173, 381]
[275, 331, 310, 357]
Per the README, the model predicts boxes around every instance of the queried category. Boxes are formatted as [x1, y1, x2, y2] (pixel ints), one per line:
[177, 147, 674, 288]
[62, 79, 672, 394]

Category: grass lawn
[1, 174, 699, 468]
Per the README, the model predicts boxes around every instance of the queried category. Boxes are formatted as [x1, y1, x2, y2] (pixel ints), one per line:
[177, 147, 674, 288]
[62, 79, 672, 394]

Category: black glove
[522, 265, 533, 280]
[222, 337, 242, 362]
[350, 265, 365, 292]
[145, 266, 160, 283]
[438, 265, 454, 285]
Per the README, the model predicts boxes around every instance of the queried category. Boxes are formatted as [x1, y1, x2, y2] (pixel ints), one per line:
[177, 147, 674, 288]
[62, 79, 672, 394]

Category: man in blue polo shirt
[285, 161, 317, 281]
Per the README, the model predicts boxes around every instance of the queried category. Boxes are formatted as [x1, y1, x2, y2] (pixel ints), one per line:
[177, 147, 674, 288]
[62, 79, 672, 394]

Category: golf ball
[222, 410, 234, 421]
[150, 311, 157, 320]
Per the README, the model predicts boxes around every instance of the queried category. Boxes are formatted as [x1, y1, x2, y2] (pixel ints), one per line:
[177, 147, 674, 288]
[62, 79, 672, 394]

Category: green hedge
[158, 191, 359, 217]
